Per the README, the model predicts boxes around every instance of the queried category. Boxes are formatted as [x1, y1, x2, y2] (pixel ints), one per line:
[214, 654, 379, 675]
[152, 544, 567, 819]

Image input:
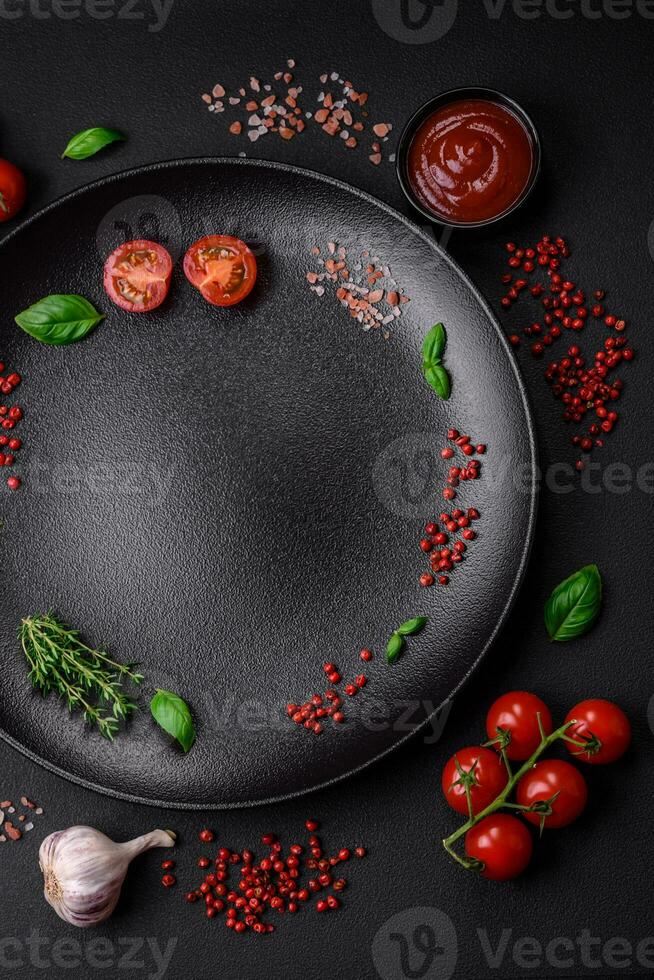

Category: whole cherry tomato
[464, 813, 533, 881]
[103, 240, 173, 313]
[0, 159, 27, 222]
[516, 759, 588, 829]
[441, 746, 508, 816]
[183, 235, 257, 307]
[486, 691, 553, 761]
[564, 699, 631, 765]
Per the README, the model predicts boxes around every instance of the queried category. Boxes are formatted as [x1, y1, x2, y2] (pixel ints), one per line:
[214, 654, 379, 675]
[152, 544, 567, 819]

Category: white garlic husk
[39, 825, 176, 928]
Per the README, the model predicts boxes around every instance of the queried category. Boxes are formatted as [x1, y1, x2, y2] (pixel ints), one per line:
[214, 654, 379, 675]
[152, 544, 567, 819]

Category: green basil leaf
[423, 362, 451, 400]
[386, 632, 405, 664]
[423, 322, 447, 364]
[396, 616, 428, 637]
[15, 294, 104, 345]
[150, 689, 196, 753]
[61, 127, 126, 160]
[544, 564, 602, 641]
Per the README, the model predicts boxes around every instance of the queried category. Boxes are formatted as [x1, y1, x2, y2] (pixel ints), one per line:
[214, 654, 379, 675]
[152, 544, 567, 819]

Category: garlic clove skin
[40, 825, 176, 928]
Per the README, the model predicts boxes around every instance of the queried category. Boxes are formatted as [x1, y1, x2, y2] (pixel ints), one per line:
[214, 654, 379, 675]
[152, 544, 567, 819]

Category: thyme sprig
[20, 612, 143, 740]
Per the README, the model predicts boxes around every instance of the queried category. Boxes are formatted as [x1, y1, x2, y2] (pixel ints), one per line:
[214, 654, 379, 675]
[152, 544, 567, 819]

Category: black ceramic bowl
[396, 87, 542, 229]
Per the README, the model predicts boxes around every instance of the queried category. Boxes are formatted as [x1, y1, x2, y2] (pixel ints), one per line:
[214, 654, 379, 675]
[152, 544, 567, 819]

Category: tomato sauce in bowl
[397, 90, 540, 228]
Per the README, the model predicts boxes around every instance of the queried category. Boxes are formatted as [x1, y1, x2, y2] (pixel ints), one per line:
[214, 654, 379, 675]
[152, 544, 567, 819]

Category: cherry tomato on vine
[103, 240, 173, 312]
[486, 691, 553, 761]
[516, 759, 587, 829]
[0, 159, 27, 222]
[441, 746, 508, 816]
[183, 235, 257, 307]
[464, 813, 533, 881]
[564, 699, 631, 765]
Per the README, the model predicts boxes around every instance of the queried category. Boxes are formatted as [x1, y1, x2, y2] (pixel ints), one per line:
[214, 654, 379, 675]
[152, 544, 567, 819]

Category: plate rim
[0, 156, 539, 809]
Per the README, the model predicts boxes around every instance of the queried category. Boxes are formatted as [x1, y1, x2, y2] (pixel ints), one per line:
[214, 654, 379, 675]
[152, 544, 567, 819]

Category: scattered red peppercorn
[199, 829, 215, 844]
[162, 874, 176, 888]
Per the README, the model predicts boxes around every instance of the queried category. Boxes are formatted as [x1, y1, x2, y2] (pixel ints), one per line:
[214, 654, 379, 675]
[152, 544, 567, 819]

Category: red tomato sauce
[407, 99, 534, 225]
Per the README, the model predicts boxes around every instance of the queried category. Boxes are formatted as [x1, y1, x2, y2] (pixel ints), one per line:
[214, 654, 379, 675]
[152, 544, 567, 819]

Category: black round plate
[0, 159, 537, 808]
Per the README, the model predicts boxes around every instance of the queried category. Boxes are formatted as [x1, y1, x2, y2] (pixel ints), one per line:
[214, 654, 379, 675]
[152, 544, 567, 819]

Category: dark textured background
[1, 2, 652, 978]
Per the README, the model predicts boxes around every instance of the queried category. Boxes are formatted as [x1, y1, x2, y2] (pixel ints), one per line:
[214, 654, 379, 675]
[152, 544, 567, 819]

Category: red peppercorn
[354, 674, 366, 688]
[323, 662, 336, 674]
[199, 829, 215, 844]
[344, 683, 357, 696]
[161, 874, 176, 888]
[332, 711, 345, 723]
[440, 447, 454, 459]
[419, 573, 434, 588]
[305, 819, 319, 832]
[161, 859, 175, 870]
[354, 846, 366, 858]
[419, 538, 433, 552]
[359, 648, 372, 662]
[7, 476, 20, 490]
[327, 671, 341, 684]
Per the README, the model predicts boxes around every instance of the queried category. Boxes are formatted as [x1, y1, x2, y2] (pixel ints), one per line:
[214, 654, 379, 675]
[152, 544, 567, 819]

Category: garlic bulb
[39, 825, 176, 928]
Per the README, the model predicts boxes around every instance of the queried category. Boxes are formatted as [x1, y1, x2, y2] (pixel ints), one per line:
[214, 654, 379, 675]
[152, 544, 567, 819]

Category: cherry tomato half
[465, 813, 532, 881]
[103, 240, 173, 313]
[183, 235, 257, 307]
[517, 759, 587, 829]
[441, 746, 508, 816]
[564, 699, 631, 765]
[486, 691, 553, 761]
[0, 159, 27, 223]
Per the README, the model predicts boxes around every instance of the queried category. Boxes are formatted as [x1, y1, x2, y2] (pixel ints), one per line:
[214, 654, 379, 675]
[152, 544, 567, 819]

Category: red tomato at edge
[0, 159, 27, 222]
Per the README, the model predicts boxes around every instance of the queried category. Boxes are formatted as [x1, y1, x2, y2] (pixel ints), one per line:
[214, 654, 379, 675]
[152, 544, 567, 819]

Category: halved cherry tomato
[0, 159, 27, 223]
[103, 240, 173, 313]
[486, 691, 553, 761]
[564, 699, 631, 765]
[516, 759, 587, 829]
[183, 235, 257, 307]
[441, 746, 508, 816]
[465, 813, 532, 881]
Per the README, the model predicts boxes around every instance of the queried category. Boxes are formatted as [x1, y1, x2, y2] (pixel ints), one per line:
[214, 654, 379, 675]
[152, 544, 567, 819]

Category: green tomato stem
[441, 721, 580, 871]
